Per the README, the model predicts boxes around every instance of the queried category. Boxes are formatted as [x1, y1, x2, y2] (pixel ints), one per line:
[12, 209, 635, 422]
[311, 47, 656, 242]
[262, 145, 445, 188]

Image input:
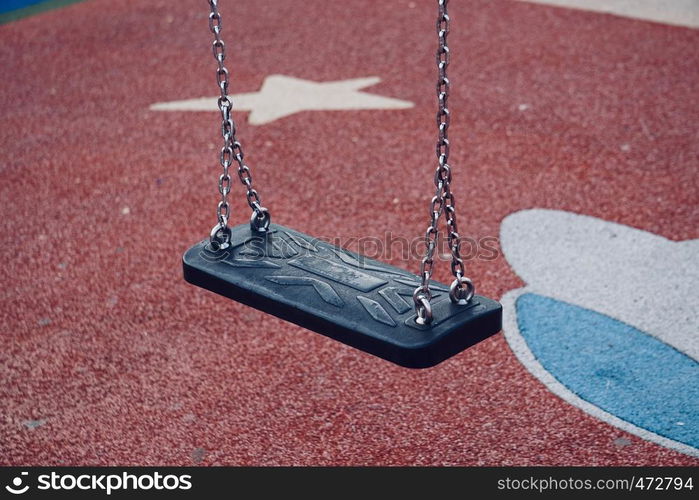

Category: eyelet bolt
[413, 288, 434, 325]
[449, 275, 474, 305]
[250, 205, 271, 232]
[209, 222, 232, 251]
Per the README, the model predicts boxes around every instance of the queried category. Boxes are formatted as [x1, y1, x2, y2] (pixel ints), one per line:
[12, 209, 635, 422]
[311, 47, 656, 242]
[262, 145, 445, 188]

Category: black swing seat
[183, 224, 502, 368]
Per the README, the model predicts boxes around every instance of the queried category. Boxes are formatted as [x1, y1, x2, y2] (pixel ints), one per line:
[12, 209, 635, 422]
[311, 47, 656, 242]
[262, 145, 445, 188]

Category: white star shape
[150, 74, 414, 125]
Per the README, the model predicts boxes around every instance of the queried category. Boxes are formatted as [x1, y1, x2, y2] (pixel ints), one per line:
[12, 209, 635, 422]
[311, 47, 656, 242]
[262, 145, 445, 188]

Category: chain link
[208, 0, 269, 250]
[414, 0, 474, 324]
[205, 0, 467, 317]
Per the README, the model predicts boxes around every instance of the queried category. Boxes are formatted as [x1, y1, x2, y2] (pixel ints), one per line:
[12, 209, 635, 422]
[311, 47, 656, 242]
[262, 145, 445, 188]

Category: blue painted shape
[0, 1, 48, 14]
[516, 293, 699, 448]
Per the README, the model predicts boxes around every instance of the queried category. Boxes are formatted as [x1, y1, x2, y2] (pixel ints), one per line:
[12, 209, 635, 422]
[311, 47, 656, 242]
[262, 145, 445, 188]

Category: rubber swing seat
[183, 224, 502, 368]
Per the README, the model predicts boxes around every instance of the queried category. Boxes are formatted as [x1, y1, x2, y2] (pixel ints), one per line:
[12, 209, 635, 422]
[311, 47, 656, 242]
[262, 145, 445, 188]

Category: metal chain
[207, 0, 270, 251]
[413, 0, 474, 325]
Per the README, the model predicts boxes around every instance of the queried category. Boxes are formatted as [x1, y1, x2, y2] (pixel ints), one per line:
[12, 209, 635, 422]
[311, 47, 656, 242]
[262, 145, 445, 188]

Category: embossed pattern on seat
[183, 224, 502, 368]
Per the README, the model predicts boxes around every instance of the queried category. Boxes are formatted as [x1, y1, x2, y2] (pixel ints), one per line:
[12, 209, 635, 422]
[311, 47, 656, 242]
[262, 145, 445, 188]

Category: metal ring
[209, 223, 231, 251]
[449, 276, 475, 305]
[250, 206, 271, 232]
[413, 294, 433, 326]
[413, 288, 433, 325]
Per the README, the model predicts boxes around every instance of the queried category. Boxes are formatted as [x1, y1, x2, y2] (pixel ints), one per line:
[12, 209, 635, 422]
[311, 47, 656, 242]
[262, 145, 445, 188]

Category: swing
[183, 0, 502, 368]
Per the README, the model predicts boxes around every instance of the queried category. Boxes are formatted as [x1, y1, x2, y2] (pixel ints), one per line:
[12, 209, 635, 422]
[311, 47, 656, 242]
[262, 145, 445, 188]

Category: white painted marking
[501, 209, 699, 361]
[500, 208, 699, 456]
[517, 0, 699, 29]
[150, 74, 414, 125]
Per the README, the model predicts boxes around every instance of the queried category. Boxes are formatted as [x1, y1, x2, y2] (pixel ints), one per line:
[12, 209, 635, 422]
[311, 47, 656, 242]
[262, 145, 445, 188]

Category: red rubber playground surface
[1, 0, 697, 465]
